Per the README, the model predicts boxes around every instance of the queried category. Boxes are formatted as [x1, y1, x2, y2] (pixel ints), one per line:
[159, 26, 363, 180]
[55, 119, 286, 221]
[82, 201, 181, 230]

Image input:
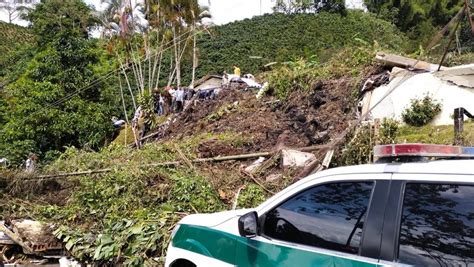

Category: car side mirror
[238, 211, 258, 237]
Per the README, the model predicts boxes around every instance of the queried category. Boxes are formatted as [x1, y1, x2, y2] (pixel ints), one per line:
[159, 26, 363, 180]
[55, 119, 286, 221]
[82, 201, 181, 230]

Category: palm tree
[190, 7, 211, 88]
[100, 0, 206, 96]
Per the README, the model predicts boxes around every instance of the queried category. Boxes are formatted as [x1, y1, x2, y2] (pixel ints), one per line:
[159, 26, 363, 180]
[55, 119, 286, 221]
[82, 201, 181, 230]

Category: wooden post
[454, 108, 464, 145]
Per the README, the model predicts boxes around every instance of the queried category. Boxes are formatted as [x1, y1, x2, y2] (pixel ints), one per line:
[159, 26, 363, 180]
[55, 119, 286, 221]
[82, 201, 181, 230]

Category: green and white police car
[165, 144, 474, 267]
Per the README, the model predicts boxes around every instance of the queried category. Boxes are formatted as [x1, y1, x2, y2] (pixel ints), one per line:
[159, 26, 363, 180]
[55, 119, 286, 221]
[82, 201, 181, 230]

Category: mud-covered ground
[152, 76, 359, 158]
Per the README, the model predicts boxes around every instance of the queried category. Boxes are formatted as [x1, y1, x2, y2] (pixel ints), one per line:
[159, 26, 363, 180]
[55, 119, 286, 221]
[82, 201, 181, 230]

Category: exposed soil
[152, 75, 360, 158]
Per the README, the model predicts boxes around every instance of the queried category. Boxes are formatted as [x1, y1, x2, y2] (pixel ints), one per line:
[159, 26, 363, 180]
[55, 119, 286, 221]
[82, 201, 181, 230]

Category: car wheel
[171, 259, 196, 267]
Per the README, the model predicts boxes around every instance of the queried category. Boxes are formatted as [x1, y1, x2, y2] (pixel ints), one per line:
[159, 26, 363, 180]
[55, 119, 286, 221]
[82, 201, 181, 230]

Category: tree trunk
[154, 45, 164, 89]
[118, 74, 129, 123]
[167, 52, 175, 87]
[173, 26, 181, 88]
[117, 53, 137, 111]
[147, 33, 152, 93]
[8, 9, 13, 24]
[133, 42, 145, 94]
[152, 30, 165, 89]
[190, 24, 197, 88]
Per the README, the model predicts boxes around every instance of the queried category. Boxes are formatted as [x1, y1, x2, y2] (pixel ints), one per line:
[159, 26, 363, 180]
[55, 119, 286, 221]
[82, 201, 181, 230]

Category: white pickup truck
[165, 144, 474, 267]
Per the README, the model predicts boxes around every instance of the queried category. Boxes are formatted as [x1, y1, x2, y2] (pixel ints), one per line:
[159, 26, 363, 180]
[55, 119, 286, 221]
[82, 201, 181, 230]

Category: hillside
[0, 21, 34, 82]
[1, 6, 471, 266]
[0, 21, 33, 55]
[193, 11, 408, 80]
[0, 45, 381, 265]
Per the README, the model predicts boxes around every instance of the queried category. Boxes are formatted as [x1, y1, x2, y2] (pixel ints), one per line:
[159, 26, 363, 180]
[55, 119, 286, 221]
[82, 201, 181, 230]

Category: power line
[41, 28, 195, 110]
[27, 27, 202, 119]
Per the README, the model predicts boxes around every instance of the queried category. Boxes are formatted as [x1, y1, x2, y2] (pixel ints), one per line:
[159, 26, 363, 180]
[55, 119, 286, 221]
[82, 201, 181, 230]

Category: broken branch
[240, 169, 275, 195]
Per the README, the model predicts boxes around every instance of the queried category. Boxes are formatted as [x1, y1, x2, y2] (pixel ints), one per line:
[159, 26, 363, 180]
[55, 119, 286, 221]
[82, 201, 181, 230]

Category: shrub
[237, 184, 267, 209]
[402, 95, 442, 126]
[379, 118, 399, 144]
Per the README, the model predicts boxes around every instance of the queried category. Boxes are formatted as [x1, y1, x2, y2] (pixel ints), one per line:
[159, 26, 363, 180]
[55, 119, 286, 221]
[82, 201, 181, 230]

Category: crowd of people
[0, 67, 254, 167]
[153, 87, 195, 116]
[125, 66, 263, 147]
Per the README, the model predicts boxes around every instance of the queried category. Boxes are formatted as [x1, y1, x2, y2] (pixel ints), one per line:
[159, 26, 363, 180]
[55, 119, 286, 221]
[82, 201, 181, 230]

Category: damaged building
[361, 52, 474, 125]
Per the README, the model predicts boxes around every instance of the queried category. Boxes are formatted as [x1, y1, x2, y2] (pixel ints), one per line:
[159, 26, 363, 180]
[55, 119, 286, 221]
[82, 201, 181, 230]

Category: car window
[262, 182, 374, 254]
[398, 183, 474, 266]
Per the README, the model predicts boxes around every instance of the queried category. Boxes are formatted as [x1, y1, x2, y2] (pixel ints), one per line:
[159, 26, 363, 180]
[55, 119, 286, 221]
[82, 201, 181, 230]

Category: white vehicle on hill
[165, 144, 474, 267]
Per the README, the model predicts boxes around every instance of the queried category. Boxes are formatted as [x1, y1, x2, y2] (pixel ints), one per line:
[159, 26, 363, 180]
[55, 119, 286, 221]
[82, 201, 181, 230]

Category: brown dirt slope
[150, 76, 359, 157]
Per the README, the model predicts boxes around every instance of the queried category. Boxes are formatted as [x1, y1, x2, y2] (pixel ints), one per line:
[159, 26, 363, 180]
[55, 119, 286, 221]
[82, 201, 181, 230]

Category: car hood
[178, 208, 253, 228]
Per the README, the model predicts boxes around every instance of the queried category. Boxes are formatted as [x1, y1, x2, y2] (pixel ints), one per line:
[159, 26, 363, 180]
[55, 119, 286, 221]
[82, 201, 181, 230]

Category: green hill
[193, 11, 408, 78]
[0, 21, 34, 82]
[0, 21, 33, 57]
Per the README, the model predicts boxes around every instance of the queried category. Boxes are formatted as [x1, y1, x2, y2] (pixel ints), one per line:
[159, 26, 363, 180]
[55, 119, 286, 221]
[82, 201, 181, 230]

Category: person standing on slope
[175, 87, 185, 113]
[233, 65, 241, 77]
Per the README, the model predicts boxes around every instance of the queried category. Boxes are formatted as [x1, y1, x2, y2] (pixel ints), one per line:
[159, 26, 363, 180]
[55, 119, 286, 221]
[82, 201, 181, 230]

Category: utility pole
[260, 0, 262, 15]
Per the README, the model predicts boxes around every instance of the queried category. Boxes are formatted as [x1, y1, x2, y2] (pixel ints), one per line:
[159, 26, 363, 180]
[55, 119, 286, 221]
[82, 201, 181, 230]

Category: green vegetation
[195, 11, 408, 79]
[0, 0, 123, 165]
[236, 184, 268, 209]
[0, 21, 34, 81]
[264, 44, 376, 100]
[397, 122, 474, 146]
[273, 0, 346, 15]
[1, 141, 227, 265]
[0, 21, 33, 56]
[333, 124, 375, 167]
[402, 95, 442, 126]
[379, 118, 400, 144]
[364, 0, 465, 38]
[363, 0, 474, 60]
[0, 7, 411, 164]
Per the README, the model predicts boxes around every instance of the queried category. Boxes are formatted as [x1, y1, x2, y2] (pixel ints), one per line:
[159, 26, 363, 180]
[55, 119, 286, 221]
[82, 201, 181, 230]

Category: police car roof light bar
[374, 143, 474, 159]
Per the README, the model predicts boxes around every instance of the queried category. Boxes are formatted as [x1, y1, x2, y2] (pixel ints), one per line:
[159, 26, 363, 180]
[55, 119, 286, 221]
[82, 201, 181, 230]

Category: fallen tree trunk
[25, 145, 329, 180]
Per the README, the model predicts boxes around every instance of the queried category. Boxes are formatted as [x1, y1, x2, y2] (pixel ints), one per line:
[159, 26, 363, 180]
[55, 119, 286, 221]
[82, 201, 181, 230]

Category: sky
[83, 0, 276, 25]
[1, 0, 365, 26]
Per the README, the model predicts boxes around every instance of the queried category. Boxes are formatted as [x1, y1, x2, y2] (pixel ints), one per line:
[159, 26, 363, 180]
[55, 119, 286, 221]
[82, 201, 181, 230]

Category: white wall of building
[365, 66, 474, 126]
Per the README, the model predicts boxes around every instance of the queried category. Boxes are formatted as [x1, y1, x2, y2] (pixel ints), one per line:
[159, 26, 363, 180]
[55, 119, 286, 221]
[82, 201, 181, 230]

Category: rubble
[375, 52, 446, 72]
[435, 64, 474, 88]
[0, 220, 63, 264]
[281, 149, 317, 168]
[361, 62, 474, 125]
[244, 157, 266, 174]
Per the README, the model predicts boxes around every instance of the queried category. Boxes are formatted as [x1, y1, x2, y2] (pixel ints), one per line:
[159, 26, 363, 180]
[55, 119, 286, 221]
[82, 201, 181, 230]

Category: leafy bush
[379, 118, 399, 144]
[236, 184, 267, 209]
[333, 118, 400, 166]
[333, 124, 374, 167]
[402, 95, 442, 126]
[265, 45, 375, 100]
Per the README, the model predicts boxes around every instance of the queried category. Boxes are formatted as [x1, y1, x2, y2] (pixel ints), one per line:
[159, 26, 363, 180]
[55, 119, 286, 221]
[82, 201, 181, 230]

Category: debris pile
[0, 220, 63, 264]
[154, 76, 358, 156]
[0, 50, 386, 265]
[362, 52, 474, 125]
